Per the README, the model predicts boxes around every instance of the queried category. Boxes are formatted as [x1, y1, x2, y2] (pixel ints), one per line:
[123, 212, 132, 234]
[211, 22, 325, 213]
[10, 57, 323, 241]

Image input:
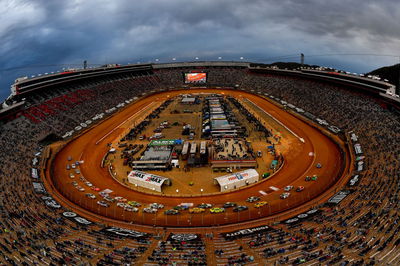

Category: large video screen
[185, 73, 207, 83]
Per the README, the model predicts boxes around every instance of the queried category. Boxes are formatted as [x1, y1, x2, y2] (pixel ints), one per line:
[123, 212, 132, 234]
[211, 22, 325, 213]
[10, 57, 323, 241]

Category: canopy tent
[127, 170, 170, 192]
[213, 169, 259, 192]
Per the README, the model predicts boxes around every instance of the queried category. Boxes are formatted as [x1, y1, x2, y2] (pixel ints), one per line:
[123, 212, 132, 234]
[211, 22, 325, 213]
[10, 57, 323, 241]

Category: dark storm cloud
[0, 0, 399, 99]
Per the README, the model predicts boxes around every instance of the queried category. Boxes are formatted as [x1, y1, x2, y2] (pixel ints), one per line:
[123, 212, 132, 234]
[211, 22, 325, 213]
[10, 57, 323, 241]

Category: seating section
[0, 67, 398, 264]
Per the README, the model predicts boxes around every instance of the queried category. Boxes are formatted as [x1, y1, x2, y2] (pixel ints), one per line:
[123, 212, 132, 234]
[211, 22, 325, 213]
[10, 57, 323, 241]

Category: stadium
[0, 60, 399, 265]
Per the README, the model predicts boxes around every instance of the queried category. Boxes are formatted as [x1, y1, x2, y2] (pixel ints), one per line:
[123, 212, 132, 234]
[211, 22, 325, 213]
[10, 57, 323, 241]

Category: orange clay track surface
[44, 89, 350, 232]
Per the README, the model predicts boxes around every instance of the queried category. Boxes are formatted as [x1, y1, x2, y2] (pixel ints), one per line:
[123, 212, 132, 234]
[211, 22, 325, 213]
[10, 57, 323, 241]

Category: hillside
[249, 62, 320, 70]
[367, 63, 400, 85]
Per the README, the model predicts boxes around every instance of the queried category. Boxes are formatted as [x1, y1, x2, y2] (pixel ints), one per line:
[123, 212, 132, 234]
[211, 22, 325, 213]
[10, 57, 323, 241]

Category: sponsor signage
[228, 173, 246, 181]
[354, 144, 363, 155]
[348, 175, 360, 187]
[128, 170, 167, 185]
[31, 168, 39, 179]
[45, 199, 61, 209]
[149, 139, 183, 146]
[327, 190, 351, 204]
[32, 182, 46, 193]
[281, 208, 320, 225]
[350, 133, 358, 142]
[168, 233, 199, 242]
[223, 225, 272, 240]
[63, 212, 77, 218]
[99, 227, 148, 239]
[62, 212, 92, 225]
[74, 217, 92, 225]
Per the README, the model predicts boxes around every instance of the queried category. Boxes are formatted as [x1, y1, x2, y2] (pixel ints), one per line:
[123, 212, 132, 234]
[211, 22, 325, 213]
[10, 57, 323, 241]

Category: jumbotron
[0, 61, 399, 265]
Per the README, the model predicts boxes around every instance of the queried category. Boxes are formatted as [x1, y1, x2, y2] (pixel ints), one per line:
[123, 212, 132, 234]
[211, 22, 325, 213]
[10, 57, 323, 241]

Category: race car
[316, 163, 322, 168]
[233, 205, 249, 212]
[174, 205, 189, 211]
[124, 205, 139, 212]
[127, 201, 141, 207]
[305, 176, 311, 181]
[197, 203, 213, 209]
[164, 209, 180, 215]
[189, 207, 205, 214]
[296, 186, 305, 192]
[210, 207, 225, 213]
[223, 202, 237, 208]
[116, 202, 128, 208]
[143, 207, 158, 213]
[114, 196, 127, 202]
[104, 196, 115, 202]
[254, 201, 268, 208]
[97, 201, 109, 207]
[246, 196, 260, 202]
[312, 175, 318, 181]
[280, 192, 290, 199]
[284, 185, 294, 192]
[124, 206, 138, 212]
[99, 191, 109, 198]
[150, 203, 164, 209]
[85, 193, 96, 199]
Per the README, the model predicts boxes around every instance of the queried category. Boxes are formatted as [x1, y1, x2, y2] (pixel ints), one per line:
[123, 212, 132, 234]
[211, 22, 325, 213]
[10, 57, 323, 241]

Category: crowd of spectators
[0, 66, 398, 264]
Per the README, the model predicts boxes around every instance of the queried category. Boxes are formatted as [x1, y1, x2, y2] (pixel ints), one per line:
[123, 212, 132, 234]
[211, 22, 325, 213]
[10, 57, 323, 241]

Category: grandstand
[0, 61, 399, 265]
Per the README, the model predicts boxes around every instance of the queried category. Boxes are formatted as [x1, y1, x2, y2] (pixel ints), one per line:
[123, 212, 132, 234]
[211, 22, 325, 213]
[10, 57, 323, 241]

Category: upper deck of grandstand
[2, 61, 398, 118]
[12, 63, 153, 97]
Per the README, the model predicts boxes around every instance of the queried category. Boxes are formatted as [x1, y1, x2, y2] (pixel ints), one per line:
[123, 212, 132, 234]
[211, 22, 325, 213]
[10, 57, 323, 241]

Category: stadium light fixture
[195, 57, 199, 60]
[240, 57, 244, 60]
[172, 58, 176, 61]
[176, 189, 179, 193]
[218, 57, 222, 60]
[155, 59, 159, 62]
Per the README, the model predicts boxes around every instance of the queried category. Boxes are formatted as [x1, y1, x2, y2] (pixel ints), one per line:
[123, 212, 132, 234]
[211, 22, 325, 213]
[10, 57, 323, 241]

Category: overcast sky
[1, 0, 400, 100]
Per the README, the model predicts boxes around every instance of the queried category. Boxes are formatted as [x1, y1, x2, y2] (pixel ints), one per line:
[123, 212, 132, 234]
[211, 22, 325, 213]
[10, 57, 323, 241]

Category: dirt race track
[43, 89, 351, 232]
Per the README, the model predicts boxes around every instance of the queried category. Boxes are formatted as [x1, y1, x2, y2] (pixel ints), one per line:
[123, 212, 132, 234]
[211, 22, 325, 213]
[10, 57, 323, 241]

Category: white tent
[214, 169, 259, 192]
[127, 170, 170, 192]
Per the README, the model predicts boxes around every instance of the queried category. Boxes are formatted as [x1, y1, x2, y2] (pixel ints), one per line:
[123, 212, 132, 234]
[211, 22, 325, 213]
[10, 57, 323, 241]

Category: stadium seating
[0, 66, 398, 265]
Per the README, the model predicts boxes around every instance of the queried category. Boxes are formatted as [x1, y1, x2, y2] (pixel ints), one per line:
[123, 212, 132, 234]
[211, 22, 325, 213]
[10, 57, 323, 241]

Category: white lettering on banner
[224, 225, 270, 238]
[130, 171, 166, 184]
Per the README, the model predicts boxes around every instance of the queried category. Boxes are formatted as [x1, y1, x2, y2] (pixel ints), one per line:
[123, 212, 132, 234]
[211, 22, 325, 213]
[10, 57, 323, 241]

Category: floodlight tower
[300, 53, 304, 66]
